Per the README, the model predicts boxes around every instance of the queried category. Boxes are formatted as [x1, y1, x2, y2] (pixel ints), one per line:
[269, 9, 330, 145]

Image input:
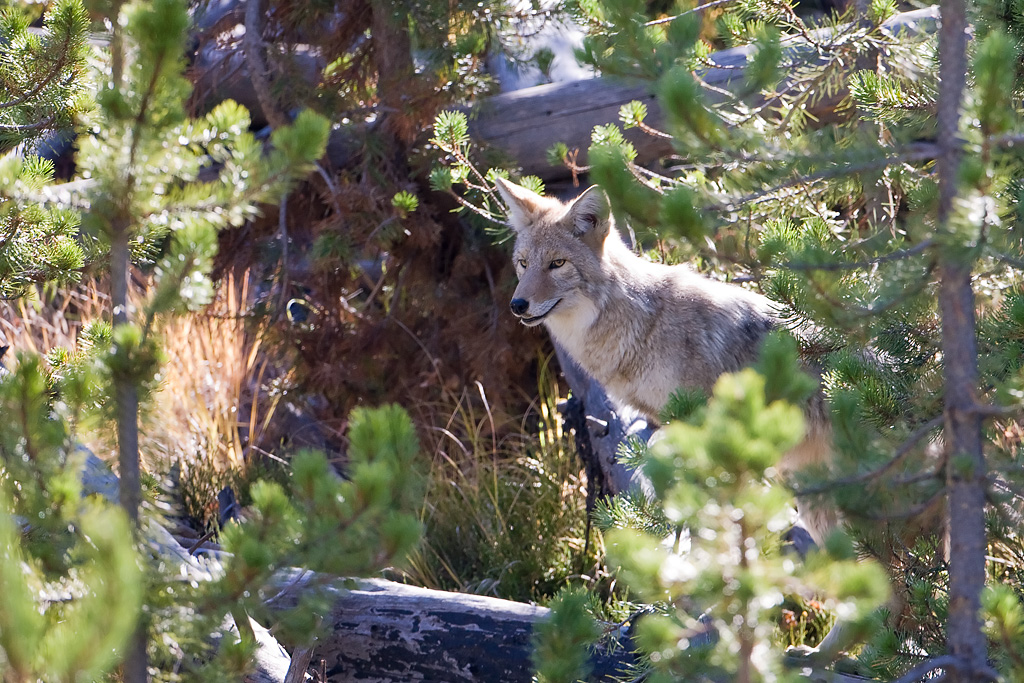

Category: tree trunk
[939, 265, 987, 682]
[935, 0, 987, 676]
[370, 0, 420, 148]
[110, 222, 149, 683]
[111, 226, 141, 526]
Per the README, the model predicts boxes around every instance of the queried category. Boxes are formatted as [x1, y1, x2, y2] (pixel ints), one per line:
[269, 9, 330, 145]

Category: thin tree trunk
[112, 225, 141, 525]
[370, 0, 418, 147]
[243, 0, 290, 130]
[935, 0, 987, 677]
[939, 267, 986, 681]
[111, 223, 148, 682]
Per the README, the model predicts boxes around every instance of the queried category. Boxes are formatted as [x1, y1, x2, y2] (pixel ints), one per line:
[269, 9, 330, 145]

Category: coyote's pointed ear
[494, 177, 543, 230]
[565, 185, 611, 246]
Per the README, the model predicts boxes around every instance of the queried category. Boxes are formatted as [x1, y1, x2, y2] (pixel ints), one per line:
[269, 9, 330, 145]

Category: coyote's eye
[550, 259, 566, 269]
[517, 258, 527, 269]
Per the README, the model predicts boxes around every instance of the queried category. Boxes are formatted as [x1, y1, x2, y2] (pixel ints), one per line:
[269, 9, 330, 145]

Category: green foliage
[404, 368, 597, 601]
[657, 66, 724, 146]
[971, 30, 1018, 136]
[659, 387, 708, 423]
[430, 110, 509, 228]
[0, 356, 143, 683]
[0, 0, 388, 679]
[0, 0, 90, 149]
[211, 405, 423, 644]
[533, 589, 600, 683]
[0, 0, 89, 298]
[619, 100, 650, 130]
[583, 370, 888, 681]
[392, 190, 419, 217]
[659, 185, 706, 244]
[589, 145, 658, 227]
[756, 331, 819, 406]
[559, 0, 1024, 675]
[0, 363, 425, 682]
[745, 26, 783, 92]
[427, 0, 1024, 678]
[983, 582, 1024, 678]
[983, 287, 1024, 384]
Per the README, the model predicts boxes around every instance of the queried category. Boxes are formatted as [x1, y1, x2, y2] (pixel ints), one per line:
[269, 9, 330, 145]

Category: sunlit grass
[143, 271, 290, 525]
[0, 273, 289, 528]
[0, 282, 107, 358]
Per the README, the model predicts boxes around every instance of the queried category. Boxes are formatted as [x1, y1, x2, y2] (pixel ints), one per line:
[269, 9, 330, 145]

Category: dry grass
[145, 272, 283, 468]
[1, 273, 288, 527]
[142, 270, 290, 525]
[0, 284, 108, 358]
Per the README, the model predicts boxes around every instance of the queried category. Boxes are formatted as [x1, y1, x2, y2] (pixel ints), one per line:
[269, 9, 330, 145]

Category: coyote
[495, 177, 835, 543]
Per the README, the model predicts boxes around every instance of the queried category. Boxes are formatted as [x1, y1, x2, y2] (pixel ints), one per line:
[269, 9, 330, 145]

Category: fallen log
[185, 5, 937, 180]
[465, 6, 939, 178]
[267, 573, 636, 683]
[265, 572, 883, 683]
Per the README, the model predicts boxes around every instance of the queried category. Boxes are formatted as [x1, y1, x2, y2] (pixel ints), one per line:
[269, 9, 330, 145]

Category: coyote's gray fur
[495, 177, 836, 543]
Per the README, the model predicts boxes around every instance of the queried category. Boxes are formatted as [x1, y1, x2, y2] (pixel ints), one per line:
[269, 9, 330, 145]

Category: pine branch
[0, 115, 58, 132]
[717, 142, 938, 212]
[854, 486, 946, 521]
[890, 655, 963, 683]
[803, 263, 933, 319]
[645, 0, 736, 25]
[786, 239, 934, 272]
[0, 21, 79, 111]
[794, 415, 943, 496]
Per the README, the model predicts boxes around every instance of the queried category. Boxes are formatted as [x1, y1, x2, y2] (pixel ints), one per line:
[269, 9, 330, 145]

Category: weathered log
[466, 6, 939, 178]
[185, 5, 937, 179]
[240, 616, 305, 683]
[267, 573, 635, 683]
[264, 573, 882, 683]
[555, 343, 654, 498]
[465, 76, 673, 180]
[77, 451, 295, 681]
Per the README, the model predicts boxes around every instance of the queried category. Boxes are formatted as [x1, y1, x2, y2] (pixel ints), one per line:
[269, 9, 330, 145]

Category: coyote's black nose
[510, 298, 529, 316]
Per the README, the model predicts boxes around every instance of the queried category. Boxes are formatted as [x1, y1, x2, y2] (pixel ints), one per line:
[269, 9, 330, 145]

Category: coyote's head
[494, 177, 613, 328]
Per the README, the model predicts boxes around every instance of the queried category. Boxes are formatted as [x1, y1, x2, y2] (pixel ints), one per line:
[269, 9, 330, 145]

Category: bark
[242, 0, 291, 130]
[554, 343, 654, 498]
[939, 265, 987, 681]
[111, 223, 149, 683]
[111, 225, 140, 525]
[370, 0, 426, 150]
[245, 617, 302, 683]
[263, 572, 884, 683]
[464, 7, 938, 179]
[935, 0, 988, 676]
[266, 573, 634, 683]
